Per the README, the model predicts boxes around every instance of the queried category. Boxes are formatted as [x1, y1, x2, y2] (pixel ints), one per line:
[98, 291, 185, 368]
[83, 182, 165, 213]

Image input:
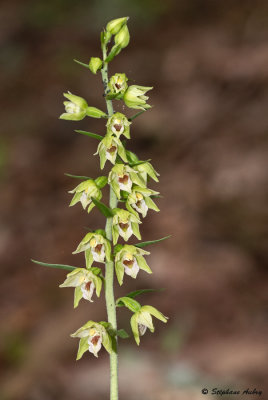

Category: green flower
[130, 306, 168, 345]
[126, 186, 160, 218]
[106, 17, 129, 35]
[123, 85, 153, 110]
[134, 161, 160, 183]
[73, 232, 111, 268]
[89, 57, 103, 74]
[114, 244, 151, 285]
[112, 209, 141, 244]
[106, 112, 131, 139]
[108, 164, 146, 199]
[71, 321, 113, 359]
[69, 179, 102, 213]
[60, 92, 88, 121]
[95, 134, 127, 169]
[59, 268, 102, 308]
[108, 74, 128, 98]
[60, 92, 107, 120]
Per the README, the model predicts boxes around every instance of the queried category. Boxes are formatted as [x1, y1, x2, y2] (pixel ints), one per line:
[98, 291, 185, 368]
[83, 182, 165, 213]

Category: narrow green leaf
[91, 197, 114, 218]
[125, 288, 165, 299]
[117, 329, 130, 339]
[75, 130, 103, 141]
[135, 235, 171, 248]
[73, 59, 90, 69]
[65, 173, 92, 180]
[128, 110, 146, 121]
[31, 259, 76, 272]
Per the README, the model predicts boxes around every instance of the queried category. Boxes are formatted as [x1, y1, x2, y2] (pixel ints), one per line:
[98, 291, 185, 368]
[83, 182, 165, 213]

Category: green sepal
[86, 107, 107, 119]
[74, 286, 83, 308]
[116, 296, 141, 312]
[91, 198, 114, 218]
[141, 305, 168, 323]
[75, 130, 103, 141]
[76, 337, 89, 360]
[115, 261, 124, 286]
[95, 176, 108, 189]
[126, 150, 139, 164]
[31, 259, 76, 272]
[130, 314, 140, 345]
[85, 249, 93, 268]
[114, 244, 124, 253]
[117, 329, 130, 339]
[135, 255, 152, 274]
[135, 235, 171, 248]
[94, 229, 106, 237]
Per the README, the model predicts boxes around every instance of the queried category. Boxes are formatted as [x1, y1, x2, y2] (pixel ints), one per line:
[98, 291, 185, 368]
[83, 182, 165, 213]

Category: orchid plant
[32, 17, 169, 400]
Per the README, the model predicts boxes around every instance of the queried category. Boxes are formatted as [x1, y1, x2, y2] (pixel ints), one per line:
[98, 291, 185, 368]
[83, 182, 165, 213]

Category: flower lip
[107, 145, 117, 153]
[91, 335, 101, 346]
[118, 174, 129, 185]
[123, 259, 134, 267]
[119, 222, 129, 231]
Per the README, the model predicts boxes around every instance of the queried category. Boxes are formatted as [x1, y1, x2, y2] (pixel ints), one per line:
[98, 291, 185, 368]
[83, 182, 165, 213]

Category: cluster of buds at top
[55, 16, 168, 361]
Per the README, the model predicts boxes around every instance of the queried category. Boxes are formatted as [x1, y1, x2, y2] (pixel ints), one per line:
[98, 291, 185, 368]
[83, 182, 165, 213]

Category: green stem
[101, 41, 119, 400]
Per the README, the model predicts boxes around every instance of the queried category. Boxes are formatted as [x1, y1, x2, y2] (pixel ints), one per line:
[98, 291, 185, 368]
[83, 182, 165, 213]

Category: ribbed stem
[101, 41, 118, 400]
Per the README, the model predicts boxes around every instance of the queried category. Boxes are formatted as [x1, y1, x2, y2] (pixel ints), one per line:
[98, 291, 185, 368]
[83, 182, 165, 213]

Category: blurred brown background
[0, 1, 267, 399]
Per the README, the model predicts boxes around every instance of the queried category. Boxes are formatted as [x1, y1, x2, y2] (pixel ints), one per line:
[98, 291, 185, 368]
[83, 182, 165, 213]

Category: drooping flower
[108, 164, 146, 199]
[59, 268, 102, 308]
[123, 85, 153, 110]
[60, 92, 107, 121]
[134, 161, 160, 184]
[108, 74, 128, 98]
[69, 179, 102, 213]
[95, 135, 127, 169]
[112, 209, 141, 244]
[73, 232, 111, 268]
[114, 244, 152, 285]
[130, 305, 168, 345]
[126, 186, 160, 218]
[106, 112, 131, 138]
[71, 321, 113, 359]
[89, 57, 103, 74]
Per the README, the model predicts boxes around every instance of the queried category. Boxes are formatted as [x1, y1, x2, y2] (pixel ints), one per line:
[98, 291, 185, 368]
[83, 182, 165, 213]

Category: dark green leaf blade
[135, 235, 171, 248]
[91, 197, 114, 218]
[75, 130, 103, 141]
[31, 259, 76, 271]
[65, 173, 92, 180]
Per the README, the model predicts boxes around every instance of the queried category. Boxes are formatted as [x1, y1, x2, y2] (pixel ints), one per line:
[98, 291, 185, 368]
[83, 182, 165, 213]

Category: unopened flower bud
[89, 57, 103, 74]
[106, 17, 129, 35]
[114, 25, 130, 49]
